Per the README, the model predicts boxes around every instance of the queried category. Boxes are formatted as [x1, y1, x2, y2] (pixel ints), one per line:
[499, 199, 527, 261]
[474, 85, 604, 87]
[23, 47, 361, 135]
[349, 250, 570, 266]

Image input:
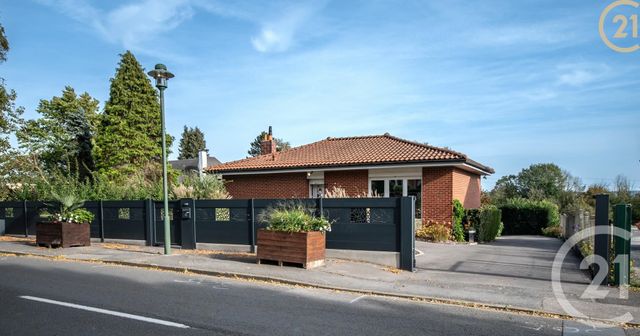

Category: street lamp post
[147, 64, 174, 255]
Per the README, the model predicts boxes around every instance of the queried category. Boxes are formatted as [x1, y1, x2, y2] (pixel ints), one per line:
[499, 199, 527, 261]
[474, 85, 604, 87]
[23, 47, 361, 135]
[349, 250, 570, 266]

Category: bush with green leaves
[464, 206, 502, 242]
[452, 199, 465, 242]
[499, 198, 559, 235]
[415, 221, 451, 242]
[259, 203, 331, 233]
[477, 205, 502, 242]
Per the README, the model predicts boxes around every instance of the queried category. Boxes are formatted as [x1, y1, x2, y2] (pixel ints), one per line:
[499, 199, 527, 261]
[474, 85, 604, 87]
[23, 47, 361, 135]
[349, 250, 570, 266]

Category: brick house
[207, 131, 493, 223]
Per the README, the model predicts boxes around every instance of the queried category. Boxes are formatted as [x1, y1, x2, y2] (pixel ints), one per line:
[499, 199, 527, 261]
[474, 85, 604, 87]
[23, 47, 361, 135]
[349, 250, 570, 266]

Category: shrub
[464, 206, 502, 242]
[542, 226, 562, 238]
[477, 205, 502, 242]
[259, 203, 331, 233]
[452, 199, 465, 242]
[415, 221, 451, 242]
[499, 198, 559, 235]
[463, 208, 481, 231]
[172, 174, 230, 199]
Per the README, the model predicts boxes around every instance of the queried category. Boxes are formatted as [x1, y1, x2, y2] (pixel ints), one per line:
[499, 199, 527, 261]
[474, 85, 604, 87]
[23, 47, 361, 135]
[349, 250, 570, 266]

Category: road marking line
[414, 248, 424, 257]
[350, 295, 367, 304]
[19, 296, 189, 329]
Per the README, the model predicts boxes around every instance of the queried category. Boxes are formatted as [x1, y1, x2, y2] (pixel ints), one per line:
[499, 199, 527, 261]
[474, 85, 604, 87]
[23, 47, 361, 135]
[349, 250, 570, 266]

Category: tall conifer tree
[177, 126, 207, 160]
[95, 51, 172, 177]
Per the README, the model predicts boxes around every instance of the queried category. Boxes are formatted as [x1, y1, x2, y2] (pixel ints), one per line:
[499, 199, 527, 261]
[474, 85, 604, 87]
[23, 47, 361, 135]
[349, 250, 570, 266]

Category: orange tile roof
[208, 134, 493, 174]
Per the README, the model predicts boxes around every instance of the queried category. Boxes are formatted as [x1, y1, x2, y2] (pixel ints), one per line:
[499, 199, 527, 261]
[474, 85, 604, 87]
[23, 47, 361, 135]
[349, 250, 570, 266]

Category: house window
[310, 183, 325, 198]
[407, 179, 422, 219]
[368, 178, 422, 218]
[389, 180, 403, 198]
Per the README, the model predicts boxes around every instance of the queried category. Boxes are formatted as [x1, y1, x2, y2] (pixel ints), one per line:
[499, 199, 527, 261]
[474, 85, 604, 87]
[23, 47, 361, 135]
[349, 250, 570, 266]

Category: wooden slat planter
[257, 229, 326, 269]
[36, 222, 90, 248]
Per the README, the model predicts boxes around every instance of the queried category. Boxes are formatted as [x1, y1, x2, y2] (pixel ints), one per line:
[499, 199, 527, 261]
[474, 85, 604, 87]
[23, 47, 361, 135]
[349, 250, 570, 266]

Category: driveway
[412, 236, 640, 319]
[415, 235, 590, 285]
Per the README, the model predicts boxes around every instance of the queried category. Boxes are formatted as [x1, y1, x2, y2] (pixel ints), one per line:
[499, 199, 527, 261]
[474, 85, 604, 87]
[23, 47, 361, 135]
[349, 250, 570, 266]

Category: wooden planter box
[36, 222, 90, 248]
[257, 229, 325, 269]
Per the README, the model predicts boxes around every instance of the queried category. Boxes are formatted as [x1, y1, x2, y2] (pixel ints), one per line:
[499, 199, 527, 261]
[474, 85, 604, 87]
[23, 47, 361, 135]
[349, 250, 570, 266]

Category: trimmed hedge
[478, 206, 502, 242]
[499, 198, 559, 235]
[464, 206, 502, 242]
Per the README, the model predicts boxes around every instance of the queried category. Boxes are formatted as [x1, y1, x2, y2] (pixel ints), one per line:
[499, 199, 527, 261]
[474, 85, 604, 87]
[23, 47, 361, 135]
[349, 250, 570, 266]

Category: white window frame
[368, 177, 421, 197]
[308, 179, 325, 198]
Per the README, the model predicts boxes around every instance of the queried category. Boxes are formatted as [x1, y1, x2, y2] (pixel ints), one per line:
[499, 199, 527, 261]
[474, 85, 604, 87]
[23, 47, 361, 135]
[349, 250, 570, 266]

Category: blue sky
[1, 0, 639, 189]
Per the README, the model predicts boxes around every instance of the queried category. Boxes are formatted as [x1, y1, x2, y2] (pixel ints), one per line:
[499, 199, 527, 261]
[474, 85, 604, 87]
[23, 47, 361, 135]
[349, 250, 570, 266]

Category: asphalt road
[0, 256, 631, 336]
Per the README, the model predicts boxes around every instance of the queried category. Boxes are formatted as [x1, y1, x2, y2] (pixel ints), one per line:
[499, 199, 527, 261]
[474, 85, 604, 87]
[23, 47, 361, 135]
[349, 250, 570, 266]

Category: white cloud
[36, 0, 194, 55]
[37, 0, 325, 55]
[249, 3, 326, 53]
[103, 0, 194, 49]
[556, 63, 609, 87]
[558, 69, 594, 86]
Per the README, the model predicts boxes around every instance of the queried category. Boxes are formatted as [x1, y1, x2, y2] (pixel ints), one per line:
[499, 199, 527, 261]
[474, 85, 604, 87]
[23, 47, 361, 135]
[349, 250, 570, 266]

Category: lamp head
[147, 64, 174, 89]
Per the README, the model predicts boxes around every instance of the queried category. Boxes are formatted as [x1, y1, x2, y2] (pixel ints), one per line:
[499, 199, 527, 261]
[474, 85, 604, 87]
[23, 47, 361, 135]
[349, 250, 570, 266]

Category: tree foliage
[17, 86, 99, 179]
[0, 22, 25, 194]
[178, 126, 207, 160]
[247, 131, 291, 157]
[491, 164, 567, 202]
[95, 51, 172, 178]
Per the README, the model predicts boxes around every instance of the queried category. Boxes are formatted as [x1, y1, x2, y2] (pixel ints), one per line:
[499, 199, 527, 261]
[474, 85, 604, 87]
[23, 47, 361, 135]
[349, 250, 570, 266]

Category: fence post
[399, 196, 415, 272]
[99, 200, 105, 243]
[613, 204, 631, 286]
[179, 198, 196, 249]
[144, 199, 154, 246]
[250, 199, 256, 253]
[23, 200, 28, 237]
[594, 194, 610, 285]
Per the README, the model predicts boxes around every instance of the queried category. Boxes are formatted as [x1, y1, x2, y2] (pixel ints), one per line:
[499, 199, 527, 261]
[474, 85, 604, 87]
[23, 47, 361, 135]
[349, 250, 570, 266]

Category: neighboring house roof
[208, 134, 494, 175]
[170, 156, 221, 171]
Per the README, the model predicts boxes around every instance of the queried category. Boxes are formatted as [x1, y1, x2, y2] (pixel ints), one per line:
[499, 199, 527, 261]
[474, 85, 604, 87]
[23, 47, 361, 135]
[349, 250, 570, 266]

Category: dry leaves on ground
[0, 235, 34, 242]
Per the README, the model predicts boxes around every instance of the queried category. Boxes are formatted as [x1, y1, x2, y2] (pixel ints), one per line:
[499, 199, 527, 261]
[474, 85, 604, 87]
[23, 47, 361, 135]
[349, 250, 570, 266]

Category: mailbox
[182, 207, 192, 220]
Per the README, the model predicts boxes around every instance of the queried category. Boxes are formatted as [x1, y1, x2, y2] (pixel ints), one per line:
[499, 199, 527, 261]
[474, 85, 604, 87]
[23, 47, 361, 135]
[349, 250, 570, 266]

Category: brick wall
[324, 170, 369, 196]
[222, 173, 309, 199]
[452, 168, 481, 209]
[422, 167, 454, 223]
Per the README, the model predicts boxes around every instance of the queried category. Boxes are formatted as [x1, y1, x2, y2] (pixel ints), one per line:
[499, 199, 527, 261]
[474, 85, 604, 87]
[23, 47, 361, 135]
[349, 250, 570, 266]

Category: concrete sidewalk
[0, 235, 639, 326]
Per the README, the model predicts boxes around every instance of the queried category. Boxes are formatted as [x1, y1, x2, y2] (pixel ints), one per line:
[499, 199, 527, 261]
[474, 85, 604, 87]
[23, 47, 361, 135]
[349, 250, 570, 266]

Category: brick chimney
[260, 126, 276, 155]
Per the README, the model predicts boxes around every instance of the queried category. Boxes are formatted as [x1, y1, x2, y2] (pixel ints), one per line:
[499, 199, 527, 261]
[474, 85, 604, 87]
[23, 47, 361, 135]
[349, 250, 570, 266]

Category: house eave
[211, 160, 493, 176]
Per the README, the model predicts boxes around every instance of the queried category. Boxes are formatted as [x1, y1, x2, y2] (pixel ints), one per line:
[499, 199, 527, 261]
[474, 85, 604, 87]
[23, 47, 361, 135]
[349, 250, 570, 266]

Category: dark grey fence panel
[195, 199, 252, 244]
[0, 201, 26, 235]
[82, 201, 102, 239]
[153, 200, 181, 245]
[323, 198, 400, 252]
[193, 198, 402, 252]
[102, 201, 146, 240]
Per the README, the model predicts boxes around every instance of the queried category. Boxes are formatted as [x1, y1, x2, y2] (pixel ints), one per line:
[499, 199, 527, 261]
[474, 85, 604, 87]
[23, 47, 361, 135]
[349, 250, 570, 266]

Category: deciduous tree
[17, 86, 99, 179]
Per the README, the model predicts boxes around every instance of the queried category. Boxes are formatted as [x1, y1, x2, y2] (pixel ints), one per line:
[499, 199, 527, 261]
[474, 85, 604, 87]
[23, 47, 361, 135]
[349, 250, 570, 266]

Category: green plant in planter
[48, 192, 94, 224]
[260, 203, 331, 233]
